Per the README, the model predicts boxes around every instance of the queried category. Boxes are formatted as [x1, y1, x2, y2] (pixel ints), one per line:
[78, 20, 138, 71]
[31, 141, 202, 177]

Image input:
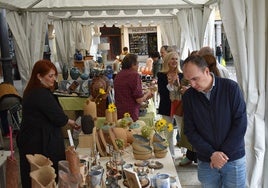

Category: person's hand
[68, 119, 81, 130]
[210, 151, 229, 169]
[167, 72, 178, 84]
[145, 89, 154, 99]
[180, 85, 190, 94]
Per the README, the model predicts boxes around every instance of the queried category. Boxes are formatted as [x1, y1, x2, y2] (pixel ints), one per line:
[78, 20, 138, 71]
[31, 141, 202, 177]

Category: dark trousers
[0, 110, 9, 135]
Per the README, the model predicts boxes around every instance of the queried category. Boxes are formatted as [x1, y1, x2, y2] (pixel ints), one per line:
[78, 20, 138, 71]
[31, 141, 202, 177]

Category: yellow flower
[99, 88, 106, 95]
[167, 123, 173, 132]
[124, 112, 131, 118]
[159, 119, 167, 126]
[154, 118, 172, 133]
[108, 103, 116, 112]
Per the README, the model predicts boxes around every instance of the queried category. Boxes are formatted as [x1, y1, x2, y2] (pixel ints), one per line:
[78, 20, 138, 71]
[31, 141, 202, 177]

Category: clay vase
[65, 146, 80, 175]
[112, 127, 128, 147]
[62, 64, 69, 80]
[70, 67, 81, 80]
[26, 154, 53, 172]
[83, 99, 97, 119]
[30, 166, 56, 188]
[105, 109, 113, 123]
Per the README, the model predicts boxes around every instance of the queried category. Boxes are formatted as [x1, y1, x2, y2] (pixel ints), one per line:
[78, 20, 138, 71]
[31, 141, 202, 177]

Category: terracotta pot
[126, 129, 134, 144]
[83, 99, 97, 119]
[112, 127, 128, 147]
[26, 154, 53, 172]
[105, 109, 113, 123]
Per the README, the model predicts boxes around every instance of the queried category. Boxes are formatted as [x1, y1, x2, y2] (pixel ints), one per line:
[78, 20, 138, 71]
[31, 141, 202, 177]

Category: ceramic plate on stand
[94, 127, 107, 157]
[108, 128, 119, 151]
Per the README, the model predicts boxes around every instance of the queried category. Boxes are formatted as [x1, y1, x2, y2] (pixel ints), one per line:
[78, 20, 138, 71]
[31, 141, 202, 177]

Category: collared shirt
[200, 72, 215, 100]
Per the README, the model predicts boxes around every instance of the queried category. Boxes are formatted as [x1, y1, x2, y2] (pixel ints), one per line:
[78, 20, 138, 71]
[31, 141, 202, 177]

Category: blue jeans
[198, 156, 246, 188]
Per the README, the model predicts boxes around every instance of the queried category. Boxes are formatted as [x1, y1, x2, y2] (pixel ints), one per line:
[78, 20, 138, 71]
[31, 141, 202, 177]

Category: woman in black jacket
[17, 60, 78, 188]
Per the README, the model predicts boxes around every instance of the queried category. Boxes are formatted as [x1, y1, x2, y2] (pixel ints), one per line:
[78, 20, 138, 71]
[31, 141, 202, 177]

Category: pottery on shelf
[70, 67, 81, 80]
[80, 73, 89, 80]
[62, 64, 69, 80]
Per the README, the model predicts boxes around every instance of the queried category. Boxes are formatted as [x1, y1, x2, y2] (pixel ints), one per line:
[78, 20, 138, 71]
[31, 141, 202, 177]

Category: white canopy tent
[0, 0, 268, 187]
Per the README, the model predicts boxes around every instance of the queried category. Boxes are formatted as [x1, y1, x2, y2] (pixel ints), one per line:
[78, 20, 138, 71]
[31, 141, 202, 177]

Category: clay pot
[26, 154, 53, 172]
[112, 127, 128, 147]
[62, 64, 69, 80]
[70, 67, 81, 80]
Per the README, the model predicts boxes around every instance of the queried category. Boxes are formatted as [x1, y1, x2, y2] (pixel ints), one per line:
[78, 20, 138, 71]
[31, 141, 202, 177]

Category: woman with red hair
[17, 59, 78, 188]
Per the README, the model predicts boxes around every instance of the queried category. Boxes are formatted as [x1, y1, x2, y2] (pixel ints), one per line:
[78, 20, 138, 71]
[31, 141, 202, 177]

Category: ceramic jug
[70, 67, 81, 80]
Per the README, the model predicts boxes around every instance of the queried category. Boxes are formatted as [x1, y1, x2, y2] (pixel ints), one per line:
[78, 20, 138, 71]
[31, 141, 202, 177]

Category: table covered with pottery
[76, 145, 181, 188]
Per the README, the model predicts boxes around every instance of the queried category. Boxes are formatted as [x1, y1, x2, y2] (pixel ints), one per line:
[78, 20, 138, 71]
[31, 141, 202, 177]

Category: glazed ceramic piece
[154, 150, 168, 158]
[134, 160, 149, 167]
[70, 67, 81, 80]
[133, 152, 152, 160]
[153, 132, 166, 143]
[132, 134, 150, 145]
[80, 73, 89, 80]
[148, 161, 164, 169]
[62, 64, 69, 80]
[132, 142, 152, 152]
[153, 142, 167, 151]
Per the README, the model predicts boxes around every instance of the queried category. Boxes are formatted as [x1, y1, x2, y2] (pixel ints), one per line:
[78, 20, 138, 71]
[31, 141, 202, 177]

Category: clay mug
[156, 173, 170, 188]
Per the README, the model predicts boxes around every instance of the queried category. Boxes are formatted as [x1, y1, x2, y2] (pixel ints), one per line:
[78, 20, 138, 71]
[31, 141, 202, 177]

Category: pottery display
[70, 67, 81, 80]
[62, 64, 69, 80]
[132, 134, 150, 145]
[80, 73, 89, 80]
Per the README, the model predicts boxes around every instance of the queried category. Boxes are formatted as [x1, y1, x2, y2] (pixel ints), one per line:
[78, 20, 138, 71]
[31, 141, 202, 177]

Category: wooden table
[76, 146, 181, 188]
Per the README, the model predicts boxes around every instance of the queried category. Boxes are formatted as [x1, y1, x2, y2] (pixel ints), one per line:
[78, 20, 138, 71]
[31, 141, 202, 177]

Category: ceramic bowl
[132, 142, 152, 152]
[153, 132, 166, 143]
[154, 150, 168, 158]
[153, 142, 168, 151]
[132, 134, 150, 145]
[133, 150, 152, 156]
[133, 152, 152, 160]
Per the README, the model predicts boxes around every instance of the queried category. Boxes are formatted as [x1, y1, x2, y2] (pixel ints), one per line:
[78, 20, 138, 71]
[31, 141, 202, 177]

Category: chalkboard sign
[129, 33, 157, 56]
[129, 33, 148, 55]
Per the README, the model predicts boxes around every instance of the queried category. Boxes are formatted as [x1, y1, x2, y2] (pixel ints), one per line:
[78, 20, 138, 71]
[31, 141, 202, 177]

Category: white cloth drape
[160, 18, 181, 49]
[220, 0, 267, 187]
[54, 20, 93, 69]
[176, 7, 212, 60]
[6, 11, 48, 88]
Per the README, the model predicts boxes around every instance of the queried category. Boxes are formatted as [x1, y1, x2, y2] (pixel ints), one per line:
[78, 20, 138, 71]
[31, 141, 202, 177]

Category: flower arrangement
[140, 118, 173, 139]
[154, 118, 173, 133]
[94, 88, 106, 104]
[117, 112, 133, 128]
[107, 103, 116, 112]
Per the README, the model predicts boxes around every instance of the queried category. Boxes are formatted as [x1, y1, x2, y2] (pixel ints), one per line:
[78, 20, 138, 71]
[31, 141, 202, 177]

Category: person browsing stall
[182, 55, 247, 187]
[17, 60, 79, 188]
[114, 53, 153, 121]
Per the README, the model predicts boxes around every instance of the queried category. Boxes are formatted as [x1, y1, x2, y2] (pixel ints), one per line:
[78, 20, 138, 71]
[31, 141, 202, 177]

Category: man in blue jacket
[182, 55, 247, 188]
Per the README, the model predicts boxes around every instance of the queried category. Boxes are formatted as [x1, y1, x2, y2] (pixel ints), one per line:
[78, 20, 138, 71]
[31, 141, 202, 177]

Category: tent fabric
[220, 0, 267, 187]
[6, 11, 48, 88]
[176, 7, 213, 59]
